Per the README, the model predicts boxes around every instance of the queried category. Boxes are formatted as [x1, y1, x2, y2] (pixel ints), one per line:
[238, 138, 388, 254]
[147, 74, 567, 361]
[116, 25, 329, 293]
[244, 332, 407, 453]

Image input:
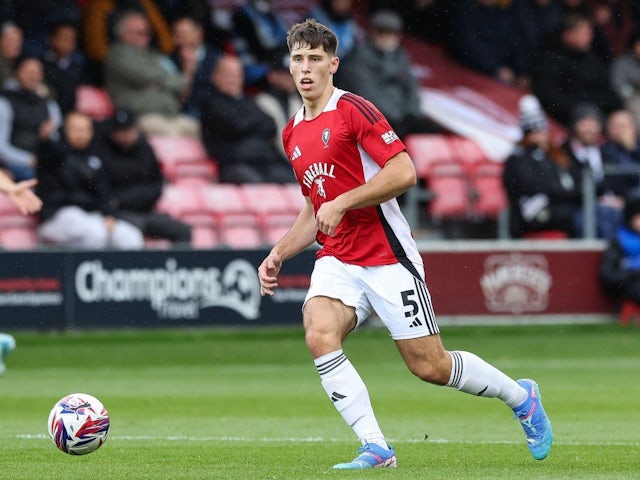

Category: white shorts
[304, 256, 440, 340]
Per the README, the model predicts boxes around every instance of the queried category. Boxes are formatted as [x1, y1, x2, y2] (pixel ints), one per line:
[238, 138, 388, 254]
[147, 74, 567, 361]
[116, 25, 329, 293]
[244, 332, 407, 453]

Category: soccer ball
[47, 393, 110, 455]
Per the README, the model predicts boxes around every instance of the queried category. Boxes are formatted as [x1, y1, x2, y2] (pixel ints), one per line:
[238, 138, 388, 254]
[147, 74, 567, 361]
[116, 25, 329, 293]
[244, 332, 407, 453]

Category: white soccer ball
[47, 393, 110, 455]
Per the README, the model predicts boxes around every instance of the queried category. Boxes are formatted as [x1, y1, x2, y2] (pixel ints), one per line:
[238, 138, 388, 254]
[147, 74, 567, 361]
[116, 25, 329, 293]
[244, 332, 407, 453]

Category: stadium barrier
[0, 240, 616, 330]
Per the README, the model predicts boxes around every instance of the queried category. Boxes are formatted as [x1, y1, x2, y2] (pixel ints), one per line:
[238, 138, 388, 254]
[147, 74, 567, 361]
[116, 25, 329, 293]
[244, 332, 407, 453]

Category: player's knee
[304, 326, 341, 356]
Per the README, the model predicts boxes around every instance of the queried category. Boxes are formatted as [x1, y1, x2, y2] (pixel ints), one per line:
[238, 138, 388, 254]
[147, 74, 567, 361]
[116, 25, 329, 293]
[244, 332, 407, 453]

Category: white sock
[314, 349, 388, 449]
[447, 351, 528, 408]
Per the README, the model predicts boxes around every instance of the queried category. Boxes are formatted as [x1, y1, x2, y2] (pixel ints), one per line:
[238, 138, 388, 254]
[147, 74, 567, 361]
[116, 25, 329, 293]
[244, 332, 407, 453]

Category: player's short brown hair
[286, 18, 338, 57]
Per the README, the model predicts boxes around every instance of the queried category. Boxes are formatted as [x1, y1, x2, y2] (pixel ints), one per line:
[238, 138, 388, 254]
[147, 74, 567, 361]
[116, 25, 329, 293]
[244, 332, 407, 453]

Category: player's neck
[303, 85, 335, 120]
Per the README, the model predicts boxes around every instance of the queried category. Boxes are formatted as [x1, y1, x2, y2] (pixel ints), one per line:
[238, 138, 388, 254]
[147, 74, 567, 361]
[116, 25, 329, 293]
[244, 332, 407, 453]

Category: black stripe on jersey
[375, 205, 422, 280]
[316, 352, 347, 376]
[340, 93, 382, 124]
[413, 277, 439, 335]
[449, 351, 463, 388]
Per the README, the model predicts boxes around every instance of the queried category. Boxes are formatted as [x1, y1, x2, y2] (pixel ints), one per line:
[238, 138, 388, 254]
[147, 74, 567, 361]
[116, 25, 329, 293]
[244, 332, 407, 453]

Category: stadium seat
[155, 184, 204, 218]
[426, 163, 470, 219]
[522, 230, 569, 240]
[199, 184, 251, 218]
[0, 226, 37, 250]
[261, 212, 297, 245]
[281, 183, 307, 213]
[404, 134, 457, 179]
[191, 226, 220, 249]
[449, 136, 490, 174]
[238, 184, 292, 216]
[468, 161, 508, 219]
[75, 85, 114, 120]
[219, 224, 264, 249]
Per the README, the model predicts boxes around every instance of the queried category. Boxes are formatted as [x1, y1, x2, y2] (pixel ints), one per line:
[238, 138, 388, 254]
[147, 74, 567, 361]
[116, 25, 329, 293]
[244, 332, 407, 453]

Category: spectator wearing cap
[36, 110, 144, 249]
[339, 9, 437, 139]
[41, 20, 87, 116]
[502, 94, 583, 238]
[255, 49, 302, 158]
[532, 13, 622, 126]
[170, 16, 222, 119]
[105, 11, 199, 137]
[449, 0, 529, 88]
[200, 54, 296, 184]
[95, 109, 192, 245]
[0, 55, 61, 181]
[562, 102, 624, 238]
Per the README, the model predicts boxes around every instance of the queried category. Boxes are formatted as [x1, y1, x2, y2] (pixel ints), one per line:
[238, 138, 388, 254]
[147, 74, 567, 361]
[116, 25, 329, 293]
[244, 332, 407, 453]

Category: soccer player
[257, 18, 553, 469]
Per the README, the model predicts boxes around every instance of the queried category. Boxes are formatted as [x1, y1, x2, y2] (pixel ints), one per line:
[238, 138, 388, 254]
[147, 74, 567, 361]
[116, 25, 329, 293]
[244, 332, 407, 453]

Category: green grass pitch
[0, 323, 639, 479]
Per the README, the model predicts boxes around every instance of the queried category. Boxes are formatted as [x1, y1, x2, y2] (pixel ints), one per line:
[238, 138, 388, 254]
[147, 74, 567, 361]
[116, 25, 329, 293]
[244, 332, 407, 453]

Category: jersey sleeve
[338, 93, 406, 167]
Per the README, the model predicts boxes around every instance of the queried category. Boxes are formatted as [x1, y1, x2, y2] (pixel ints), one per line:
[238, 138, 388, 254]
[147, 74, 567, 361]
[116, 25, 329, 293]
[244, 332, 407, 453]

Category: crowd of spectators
[0, 0, 639, 249]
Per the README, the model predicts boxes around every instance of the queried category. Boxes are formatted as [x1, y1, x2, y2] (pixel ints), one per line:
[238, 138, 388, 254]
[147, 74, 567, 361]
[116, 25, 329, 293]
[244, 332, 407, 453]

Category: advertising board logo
[480, 253, 552, 313]
[75, 258, 261, 320]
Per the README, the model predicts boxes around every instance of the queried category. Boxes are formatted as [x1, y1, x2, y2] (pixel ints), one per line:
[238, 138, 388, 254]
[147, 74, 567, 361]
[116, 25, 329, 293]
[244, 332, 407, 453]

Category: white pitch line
[9, 433, 640, 447]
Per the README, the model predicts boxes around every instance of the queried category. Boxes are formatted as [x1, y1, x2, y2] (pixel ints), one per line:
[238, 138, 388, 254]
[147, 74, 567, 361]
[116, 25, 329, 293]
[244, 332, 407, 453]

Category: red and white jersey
[282, 88, 422, 269]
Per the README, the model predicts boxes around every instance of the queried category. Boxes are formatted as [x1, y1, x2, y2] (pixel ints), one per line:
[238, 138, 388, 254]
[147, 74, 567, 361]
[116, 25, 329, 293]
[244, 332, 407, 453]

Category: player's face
[289, 43, 339, 105]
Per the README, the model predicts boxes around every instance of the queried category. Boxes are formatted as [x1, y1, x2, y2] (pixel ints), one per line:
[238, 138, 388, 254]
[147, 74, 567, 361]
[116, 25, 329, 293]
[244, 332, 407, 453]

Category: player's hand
[7, 178, 42, 214]
[258, 253, 283, 296]
[315, 199, 346, 237]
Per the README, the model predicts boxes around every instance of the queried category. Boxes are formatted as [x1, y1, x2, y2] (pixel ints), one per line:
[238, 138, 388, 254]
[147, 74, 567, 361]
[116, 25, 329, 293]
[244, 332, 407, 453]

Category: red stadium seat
[522, 230, 568, 240]
[199, 184, 250, 218]
[155, 184, 204, 217]
[468, 161, 507, 219]
[0, 226, 37, 250]
[426, 163, 470, 219]
[191, 226, 220, 249]
[75, 85, 114, 120]
[449, 136, 490, 174]
[238, 184, 291, 216]
[281, 183, 307, 213]
[219, 225, 264, 249]
[404, 134, 457, 179]
[620, 300, 640, 326]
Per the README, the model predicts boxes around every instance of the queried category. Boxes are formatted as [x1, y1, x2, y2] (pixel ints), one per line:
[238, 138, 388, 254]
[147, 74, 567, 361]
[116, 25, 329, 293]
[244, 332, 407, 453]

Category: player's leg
[395, 336, 553, 459]
[0, 333, 15, 375]
[367, 263, 552, 460]
[303, 257, 396, 469]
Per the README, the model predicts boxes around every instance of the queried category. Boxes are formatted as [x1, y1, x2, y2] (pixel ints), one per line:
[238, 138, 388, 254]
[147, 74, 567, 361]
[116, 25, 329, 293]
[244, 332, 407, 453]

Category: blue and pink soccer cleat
[333, 443, 397, 469]
[513, 378, 553, 460]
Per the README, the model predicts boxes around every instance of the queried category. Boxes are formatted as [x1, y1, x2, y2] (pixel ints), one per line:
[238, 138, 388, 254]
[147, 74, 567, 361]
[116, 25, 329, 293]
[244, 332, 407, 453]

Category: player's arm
[258, 197, 317, 296]
[315, 150, 416, 236]
[0, 170, 42, 215]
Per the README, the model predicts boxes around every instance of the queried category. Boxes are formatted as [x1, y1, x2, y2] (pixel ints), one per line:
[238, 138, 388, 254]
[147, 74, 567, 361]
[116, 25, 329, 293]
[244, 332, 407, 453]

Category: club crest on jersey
[322, 128, 330, 148]
[381, 129, 399, 144]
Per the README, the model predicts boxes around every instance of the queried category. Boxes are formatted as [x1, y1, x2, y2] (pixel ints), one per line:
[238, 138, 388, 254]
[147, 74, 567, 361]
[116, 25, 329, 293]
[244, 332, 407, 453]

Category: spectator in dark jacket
[200, 54, 295, 183]
[41, 20, 86, 115]
[449, 0, 529, 88]
[602, 109, 640, 195]
[96, 109, 192, 245]
[532, 13, 622, 125]
[0, 55, 61, 181]
[339, 10, 437, 139]
[36, 111, 144, 249]
[599, 190, 640, 307]
[503, 94, 582, 237]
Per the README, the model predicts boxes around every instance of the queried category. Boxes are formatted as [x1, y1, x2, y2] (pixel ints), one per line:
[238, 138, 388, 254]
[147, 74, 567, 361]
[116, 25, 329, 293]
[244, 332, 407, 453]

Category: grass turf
[0, 324, 639, 479]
